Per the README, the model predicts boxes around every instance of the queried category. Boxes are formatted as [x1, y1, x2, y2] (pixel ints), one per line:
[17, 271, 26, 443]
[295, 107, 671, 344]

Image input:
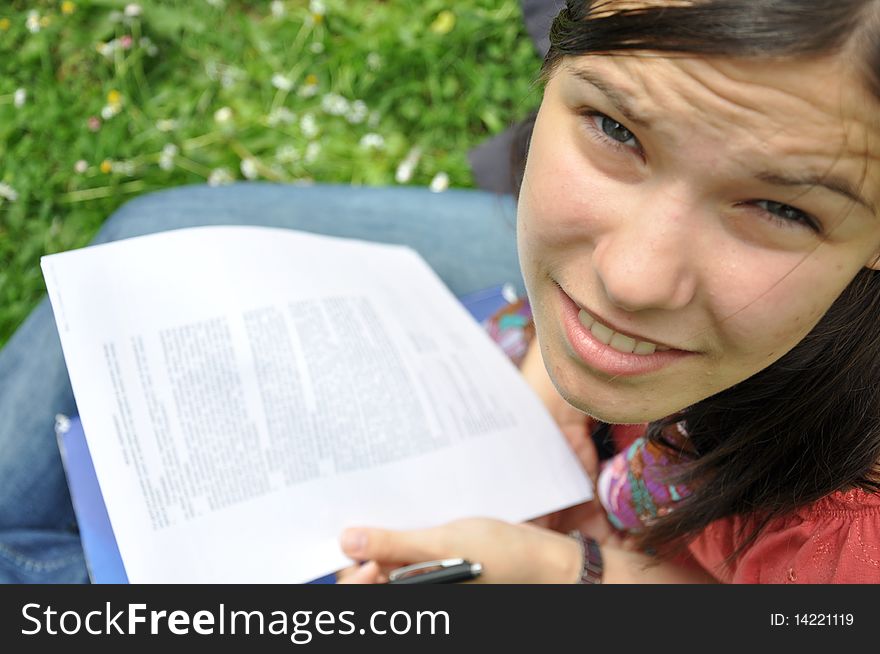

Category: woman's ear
[867, 251, 880, 271]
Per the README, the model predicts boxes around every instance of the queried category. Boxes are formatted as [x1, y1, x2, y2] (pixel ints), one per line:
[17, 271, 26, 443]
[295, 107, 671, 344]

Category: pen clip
[388, 558, 468, 582]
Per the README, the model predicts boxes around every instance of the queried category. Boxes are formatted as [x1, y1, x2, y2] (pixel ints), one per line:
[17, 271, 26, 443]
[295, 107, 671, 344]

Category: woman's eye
[587, 113, 639, 149]
[754, 200, 820, 232]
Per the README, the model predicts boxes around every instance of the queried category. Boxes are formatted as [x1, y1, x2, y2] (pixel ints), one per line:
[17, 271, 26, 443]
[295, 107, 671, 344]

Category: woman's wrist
[524, 525, 585, 583]
[557, 532, 587, 584]
[569, 530, 603, 583]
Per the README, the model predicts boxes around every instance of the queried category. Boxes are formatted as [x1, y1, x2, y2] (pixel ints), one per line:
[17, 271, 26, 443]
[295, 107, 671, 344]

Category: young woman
[3, 0, 878, 585]
[339, 0, 880, 583]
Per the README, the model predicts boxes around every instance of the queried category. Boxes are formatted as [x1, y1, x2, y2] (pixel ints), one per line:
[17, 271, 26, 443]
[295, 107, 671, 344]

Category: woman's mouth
[575, 307, 671, 355]
[556, 284, 694, 377]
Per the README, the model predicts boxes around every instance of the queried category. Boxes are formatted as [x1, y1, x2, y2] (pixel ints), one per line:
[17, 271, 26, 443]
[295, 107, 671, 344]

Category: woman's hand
[337, 518, 582, 584]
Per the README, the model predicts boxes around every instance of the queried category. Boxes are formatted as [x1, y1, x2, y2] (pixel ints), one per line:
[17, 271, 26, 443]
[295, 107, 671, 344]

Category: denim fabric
[0, 182, 521, 582]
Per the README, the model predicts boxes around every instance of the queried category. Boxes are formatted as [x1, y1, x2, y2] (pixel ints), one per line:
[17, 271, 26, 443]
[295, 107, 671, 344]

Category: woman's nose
[590, 194, 700, 313]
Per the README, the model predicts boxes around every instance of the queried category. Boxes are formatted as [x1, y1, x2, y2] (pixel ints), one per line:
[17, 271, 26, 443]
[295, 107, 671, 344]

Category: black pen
[387, 558, 483, 584]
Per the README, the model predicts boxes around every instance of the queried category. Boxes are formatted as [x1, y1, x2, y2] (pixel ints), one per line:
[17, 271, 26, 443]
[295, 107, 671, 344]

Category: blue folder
[57, 415, 129, 583]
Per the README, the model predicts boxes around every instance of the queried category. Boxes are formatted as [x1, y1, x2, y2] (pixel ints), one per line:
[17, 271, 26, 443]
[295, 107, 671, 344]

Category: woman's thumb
[341, 528, 370, 558]
[340, 527, 438, 563]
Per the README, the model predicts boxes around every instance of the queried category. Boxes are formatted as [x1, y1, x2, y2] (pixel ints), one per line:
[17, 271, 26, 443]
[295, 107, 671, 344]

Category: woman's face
[518, 53, 880, 423]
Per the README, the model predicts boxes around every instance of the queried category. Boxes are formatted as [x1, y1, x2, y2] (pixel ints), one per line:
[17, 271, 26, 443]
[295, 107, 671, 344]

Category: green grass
[0, 0, 543, 346]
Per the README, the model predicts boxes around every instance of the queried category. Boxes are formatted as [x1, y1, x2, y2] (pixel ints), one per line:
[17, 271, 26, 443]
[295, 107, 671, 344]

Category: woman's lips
[556, 284, 694, 377]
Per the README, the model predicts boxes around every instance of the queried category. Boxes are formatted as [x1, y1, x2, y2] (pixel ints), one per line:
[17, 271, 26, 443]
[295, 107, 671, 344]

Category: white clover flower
[101, 104, 120, 120]
[366, 52, 382, 71]
[305, 141, 321, 163]
[206, 62, 242, 88]
[159, 144, 178, 171]
[208, 167, 234, 186]
[156, 118, 178, 132]
[275, 144, 300, 164]
[429, 172, 450, 193]
[346, 100, 368, 125]
[271, 73, 294, 91]
[395, 162, 414, 184]
[309, 42, 325, 54]
[0, 182, 19, 203]
[240, 158, 259, 180]
[299, 82, 318, 98]
[214, 106, 233, 124]
[359, 133, 385, 150]
[267, 107, 296, 127]
[124, 4, 143, 17]
[74, 160, 88, 174]
[140, 37, 158, 56]
[309, 0, 326, 16]
[206, 0, 226, 8]
[220, 68, 243, 89]
[300, 113, 319, 139]
[271, 1, 285, 18]
[111, 160, 136, 176]
[395, 147, 422, 184]
[26, 11, 40, 33]
[109, 10, 123, 23]
[96, 41, 115, 58]
[13, 88, 26, 108]
[321, 93, 349, 116]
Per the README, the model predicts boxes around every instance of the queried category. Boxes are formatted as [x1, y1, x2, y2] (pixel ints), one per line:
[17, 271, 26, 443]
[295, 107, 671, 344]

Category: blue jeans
[0, 182, 521, 582]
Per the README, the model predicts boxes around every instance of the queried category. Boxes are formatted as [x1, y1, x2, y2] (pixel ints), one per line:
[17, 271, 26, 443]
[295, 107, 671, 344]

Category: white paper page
[42, 225, 592, 583]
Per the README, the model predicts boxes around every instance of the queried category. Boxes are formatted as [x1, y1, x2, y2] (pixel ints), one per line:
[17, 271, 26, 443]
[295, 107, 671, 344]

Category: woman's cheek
[717, 282, 829, 366]
[522, 169, 611, 253]
[524, 113, 612, 231]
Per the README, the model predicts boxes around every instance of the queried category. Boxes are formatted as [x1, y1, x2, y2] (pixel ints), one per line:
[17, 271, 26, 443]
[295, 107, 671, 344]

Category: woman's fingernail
[342, 530, 367, 555]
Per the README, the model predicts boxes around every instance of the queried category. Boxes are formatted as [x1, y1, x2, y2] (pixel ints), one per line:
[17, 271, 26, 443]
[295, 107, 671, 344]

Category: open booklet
[42, 226, 592, 583]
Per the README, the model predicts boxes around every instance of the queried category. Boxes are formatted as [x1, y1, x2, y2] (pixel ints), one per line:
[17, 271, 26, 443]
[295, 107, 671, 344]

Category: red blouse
[602, 422, 880, 583]
[687, 488, 880, 583]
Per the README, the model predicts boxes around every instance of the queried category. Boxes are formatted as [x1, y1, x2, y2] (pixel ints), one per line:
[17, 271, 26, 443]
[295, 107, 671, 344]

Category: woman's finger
[340, 526, 445, 564]
[336, 560, 382, 584]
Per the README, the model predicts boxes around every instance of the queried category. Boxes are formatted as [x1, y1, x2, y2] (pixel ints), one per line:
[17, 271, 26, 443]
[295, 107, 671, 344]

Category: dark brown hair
[527, 0, 880, 558]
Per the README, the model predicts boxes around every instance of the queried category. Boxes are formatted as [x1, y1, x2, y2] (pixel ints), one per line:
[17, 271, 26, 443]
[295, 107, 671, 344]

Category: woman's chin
[547, 364, 677, 425]
[563, 395, 664, 425]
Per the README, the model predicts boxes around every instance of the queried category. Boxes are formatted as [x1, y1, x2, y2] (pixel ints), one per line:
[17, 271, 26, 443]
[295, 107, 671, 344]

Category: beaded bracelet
[569, 530, 603, 584]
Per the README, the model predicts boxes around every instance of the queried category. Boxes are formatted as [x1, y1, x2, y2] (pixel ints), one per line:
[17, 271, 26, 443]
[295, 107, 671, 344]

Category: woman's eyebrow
[567, 65, 875, 215]
[756, 172, 876, 214]
[566, 65, 651, 128]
